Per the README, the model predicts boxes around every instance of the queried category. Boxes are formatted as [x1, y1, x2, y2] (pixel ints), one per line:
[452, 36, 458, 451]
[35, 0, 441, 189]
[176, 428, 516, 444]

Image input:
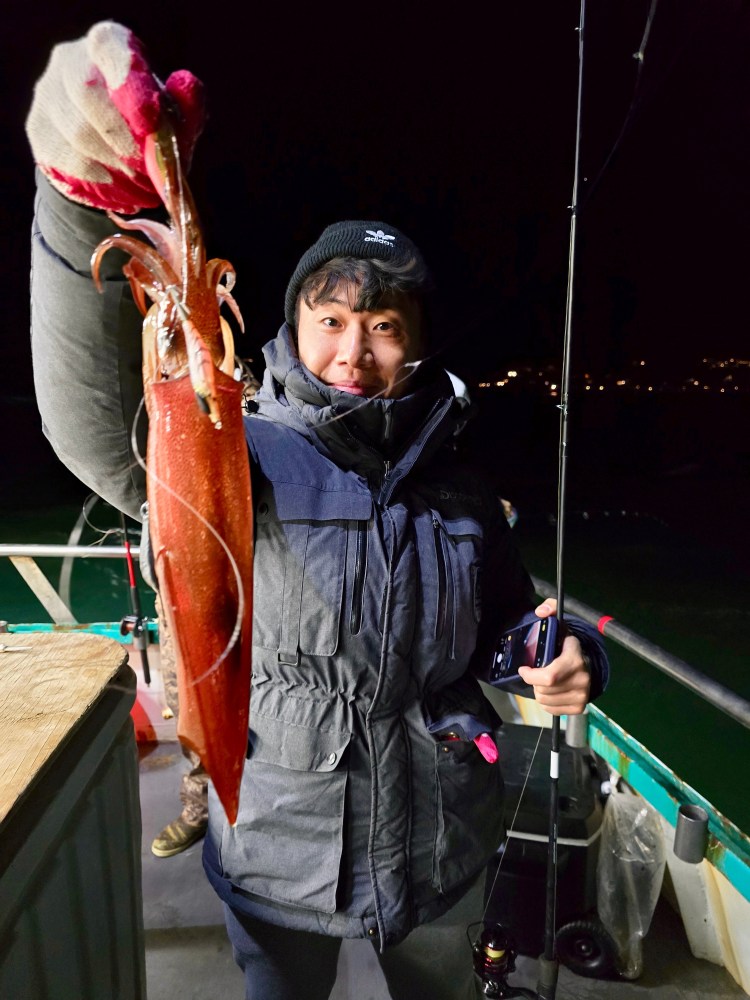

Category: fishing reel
[471, 923, 537, 999]
[120, 613, 152, 685]
[120, 613, 149, 651]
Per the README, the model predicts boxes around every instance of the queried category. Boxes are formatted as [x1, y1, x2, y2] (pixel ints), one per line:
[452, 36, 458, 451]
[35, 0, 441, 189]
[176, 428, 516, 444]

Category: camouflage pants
[156, 596, 209, 826]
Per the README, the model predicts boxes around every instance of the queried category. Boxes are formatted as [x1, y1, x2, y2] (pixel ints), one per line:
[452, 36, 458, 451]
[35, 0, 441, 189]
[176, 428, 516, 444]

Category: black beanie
[284, 220, 432, 328]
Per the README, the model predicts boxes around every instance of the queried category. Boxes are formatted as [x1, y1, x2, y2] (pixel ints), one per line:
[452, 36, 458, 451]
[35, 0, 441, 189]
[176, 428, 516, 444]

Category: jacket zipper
[383, 406, 393, 447]
[377, 399, 450, 506]
[433, 516, 448, 639]
[350, 521, 368, 634]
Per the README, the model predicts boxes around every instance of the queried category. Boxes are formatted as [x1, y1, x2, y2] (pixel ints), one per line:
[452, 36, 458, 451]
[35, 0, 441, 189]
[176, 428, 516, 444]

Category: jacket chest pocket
[253, 485, 373, 660]
[425, 512, 484, 667]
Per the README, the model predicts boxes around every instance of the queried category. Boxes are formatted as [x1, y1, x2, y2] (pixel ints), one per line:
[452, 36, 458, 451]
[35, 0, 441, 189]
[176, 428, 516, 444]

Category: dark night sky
[2, 0, 750, 515]
[5, 2, 750, 371]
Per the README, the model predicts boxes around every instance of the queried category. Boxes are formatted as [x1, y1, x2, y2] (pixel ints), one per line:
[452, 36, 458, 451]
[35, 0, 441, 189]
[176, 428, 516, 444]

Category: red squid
[92, 117, 253, 825]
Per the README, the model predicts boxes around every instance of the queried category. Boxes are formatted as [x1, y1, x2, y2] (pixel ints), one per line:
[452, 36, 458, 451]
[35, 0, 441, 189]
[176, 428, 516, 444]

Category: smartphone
[489, 616, 559, 697]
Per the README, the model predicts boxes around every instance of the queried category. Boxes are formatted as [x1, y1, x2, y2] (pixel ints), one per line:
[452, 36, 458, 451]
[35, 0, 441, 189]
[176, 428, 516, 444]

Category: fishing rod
[473, 1, 680, 994]
[473, 3, 587, 997]
[536, 0, 587, 995]
[119, 510, 152, 686]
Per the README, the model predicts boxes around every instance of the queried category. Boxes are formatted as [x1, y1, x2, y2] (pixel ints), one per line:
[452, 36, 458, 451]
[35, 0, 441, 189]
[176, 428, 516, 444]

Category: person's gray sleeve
[30, 169, 148, 520]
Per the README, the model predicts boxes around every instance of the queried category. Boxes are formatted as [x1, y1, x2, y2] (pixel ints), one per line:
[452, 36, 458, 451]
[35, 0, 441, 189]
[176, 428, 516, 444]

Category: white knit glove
[26, 21, 205, 214]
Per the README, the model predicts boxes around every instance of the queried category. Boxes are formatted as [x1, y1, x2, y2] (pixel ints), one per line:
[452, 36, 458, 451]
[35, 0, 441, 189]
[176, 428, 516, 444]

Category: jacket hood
[254, 325, 464, 481]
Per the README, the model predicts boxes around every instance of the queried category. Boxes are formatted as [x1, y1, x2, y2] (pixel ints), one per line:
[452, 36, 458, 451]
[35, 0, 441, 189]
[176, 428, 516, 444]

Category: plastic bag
[596, 790, 666, 979]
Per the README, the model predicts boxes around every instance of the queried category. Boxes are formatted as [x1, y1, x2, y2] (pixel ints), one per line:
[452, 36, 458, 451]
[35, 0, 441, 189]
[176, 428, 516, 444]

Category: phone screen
[490, 618, 555, 687]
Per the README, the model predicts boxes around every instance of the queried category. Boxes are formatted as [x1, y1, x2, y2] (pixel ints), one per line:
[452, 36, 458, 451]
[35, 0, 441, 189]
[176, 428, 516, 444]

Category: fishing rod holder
[673, 804, 709, 864]
[471, 923, 537, 998]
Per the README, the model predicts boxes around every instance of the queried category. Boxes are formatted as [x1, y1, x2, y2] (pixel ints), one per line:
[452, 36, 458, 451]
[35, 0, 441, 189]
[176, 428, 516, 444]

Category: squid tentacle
[108, 211, 180, 272]
[92, 235, 179, 295]
[216, 285, 245, 333]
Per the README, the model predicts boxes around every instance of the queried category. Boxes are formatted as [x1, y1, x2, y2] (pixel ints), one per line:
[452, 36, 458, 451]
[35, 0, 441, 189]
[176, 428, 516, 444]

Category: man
[26, 22, 608, 999]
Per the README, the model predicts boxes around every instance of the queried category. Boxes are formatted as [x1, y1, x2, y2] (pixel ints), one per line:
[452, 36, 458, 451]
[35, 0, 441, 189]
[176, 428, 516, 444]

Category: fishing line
[472, 3, 675, 974]
[432, 0, 679, 354]
[59, 493, 133, 623]
[59, 493, 102, 613]
[129, 394, 246, 688]
[576, 0, 691, 213]
[293, 355, 440, 432]
[480, 724, 545, 923]
[75, 495, 122, 545]
[469, 4, 586, 994]
[467, 7, 677, 920]
[107, 108, 250, 691]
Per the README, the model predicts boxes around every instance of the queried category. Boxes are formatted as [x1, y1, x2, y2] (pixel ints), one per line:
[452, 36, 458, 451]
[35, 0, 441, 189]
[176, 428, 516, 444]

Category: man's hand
[517, 599, 591, 715]
[26, 21, 204, 214]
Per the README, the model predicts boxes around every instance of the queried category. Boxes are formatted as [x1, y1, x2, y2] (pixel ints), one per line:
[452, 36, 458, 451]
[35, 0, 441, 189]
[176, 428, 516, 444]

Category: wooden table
[0, 631, 146, 999]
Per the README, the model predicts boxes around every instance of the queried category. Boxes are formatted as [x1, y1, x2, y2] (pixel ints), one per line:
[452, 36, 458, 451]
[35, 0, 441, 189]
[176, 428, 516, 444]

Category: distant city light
[471, 357, 748, 395]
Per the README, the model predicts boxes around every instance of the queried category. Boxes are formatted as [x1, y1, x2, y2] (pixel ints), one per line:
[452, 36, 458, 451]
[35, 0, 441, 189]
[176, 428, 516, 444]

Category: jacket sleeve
[469, 503, 537, 680]
[562, 617, 609, 702]
[470, 499, 610, 702]
[30, 170, 148, 520]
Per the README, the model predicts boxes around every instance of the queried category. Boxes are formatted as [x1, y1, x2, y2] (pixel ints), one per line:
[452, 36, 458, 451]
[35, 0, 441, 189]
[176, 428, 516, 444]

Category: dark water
[3, 391, 749, 833]
[517, 516, 750, 835]
[465, 390, 750, 834]
[0, 501, 156, 627]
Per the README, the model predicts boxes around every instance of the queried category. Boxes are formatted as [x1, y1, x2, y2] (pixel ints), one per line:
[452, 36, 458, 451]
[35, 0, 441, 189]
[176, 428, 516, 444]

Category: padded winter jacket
[29, 173, 609, 949]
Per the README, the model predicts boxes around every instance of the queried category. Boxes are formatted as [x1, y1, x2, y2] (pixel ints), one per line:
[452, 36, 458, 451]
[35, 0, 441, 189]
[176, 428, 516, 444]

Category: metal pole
[531, 576, 750, 731]
[0, 544, 140, 559]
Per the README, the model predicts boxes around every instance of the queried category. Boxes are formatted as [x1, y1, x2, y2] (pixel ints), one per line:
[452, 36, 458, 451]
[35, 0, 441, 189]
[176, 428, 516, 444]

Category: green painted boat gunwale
[587, 703, 750, 904]
[6, 621, 159, 643]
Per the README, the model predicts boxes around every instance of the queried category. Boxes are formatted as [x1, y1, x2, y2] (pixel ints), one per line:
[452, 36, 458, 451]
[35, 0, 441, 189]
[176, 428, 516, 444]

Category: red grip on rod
[123, 539, 137, 588]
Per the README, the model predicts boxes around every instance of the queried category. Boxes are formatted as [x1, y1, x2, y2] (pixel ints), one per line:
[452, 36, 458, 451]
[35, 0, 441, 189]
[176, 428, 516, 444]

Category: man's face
[296, 282, 422, 400]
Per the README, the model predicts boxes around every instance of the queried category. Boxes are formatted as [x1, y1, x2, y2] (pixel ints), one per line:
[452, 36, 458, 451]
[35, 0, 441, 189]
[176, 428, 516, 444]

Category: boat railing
[529, 573, 750, 916]
[531, 575, 750, 731]
[1, 544, 749, 731]
[0, 542, 151, 637]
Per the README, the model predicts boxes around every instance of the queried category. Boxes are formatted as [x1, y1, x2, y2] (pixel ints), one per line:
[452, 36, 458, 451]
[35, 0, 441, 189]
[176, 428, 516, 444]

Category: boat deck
[139, 741, 748, 1000]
